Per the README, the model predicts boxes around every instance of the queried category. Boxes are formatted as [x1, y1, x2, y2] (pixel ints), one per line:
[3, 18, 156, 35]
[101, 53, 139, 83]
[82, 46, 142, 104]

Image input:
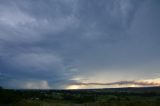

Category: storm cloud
[0, 0, 160, 89]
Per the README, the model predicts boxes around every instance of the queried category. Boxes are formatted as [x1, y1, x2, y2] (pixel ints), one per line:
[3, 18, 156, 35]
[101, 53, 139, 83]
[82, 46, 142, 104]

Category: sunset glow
[67, 78, 160, 89]
[66, 85, 81, 89]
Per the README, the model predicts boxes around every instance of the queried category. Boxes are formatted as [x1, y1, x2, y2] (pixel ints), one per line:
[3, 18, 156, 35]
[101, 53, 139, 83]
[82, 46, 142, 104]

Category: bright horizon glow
[66, 85, 81, 89]
[66, 78, 160, 89]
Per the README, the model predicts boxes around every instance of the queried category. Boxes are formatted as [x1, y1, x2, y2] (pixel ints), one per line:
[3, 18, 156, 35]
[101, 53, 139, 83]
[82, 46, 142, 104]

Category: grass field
[1, 87, 160, 106]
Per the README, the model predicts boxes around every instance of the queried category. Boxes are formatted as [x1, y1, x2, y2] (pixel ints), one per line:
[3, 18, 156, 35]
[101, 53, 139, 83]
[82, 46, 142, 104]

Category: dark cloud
[0, 0, 160, 89]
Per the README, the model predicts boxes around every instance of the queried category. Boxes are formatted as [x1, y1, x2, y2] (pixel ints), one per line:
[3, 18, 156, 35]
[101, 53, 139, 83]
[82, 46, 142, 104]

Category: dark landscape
[1, 86, 160, 106]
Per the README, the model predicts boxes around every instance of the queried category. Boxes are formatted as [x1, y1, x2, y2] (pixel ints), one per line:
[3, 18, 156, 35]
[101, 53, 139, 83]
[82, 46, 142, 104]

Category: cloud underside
[0, 0, 160, 89]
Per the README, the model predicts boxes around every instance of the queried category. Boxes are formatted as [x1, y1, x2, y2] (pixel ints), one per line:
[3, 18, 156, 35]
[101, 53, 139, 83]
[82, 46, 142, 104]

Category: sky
[0, 0, 160, 89]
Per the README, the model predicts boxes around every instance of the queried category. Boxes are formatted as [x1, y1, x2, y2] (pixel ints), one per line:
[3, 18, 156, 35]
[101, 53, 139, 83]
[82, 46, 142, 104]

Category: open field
[1, 87, 160, 106]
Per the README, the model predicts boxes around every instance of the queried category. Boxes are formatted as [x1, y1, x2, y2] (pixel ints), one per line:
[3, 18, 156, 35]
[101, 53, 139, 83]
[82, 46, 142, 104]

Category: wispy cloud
[69, 78, 160, 88]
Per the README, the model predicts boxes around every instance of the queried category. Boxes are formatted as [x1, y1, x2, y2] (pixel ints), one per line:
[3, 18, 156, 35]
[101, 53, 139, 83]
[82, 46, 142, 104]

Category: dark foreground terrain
[1, 87, 160, 106]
